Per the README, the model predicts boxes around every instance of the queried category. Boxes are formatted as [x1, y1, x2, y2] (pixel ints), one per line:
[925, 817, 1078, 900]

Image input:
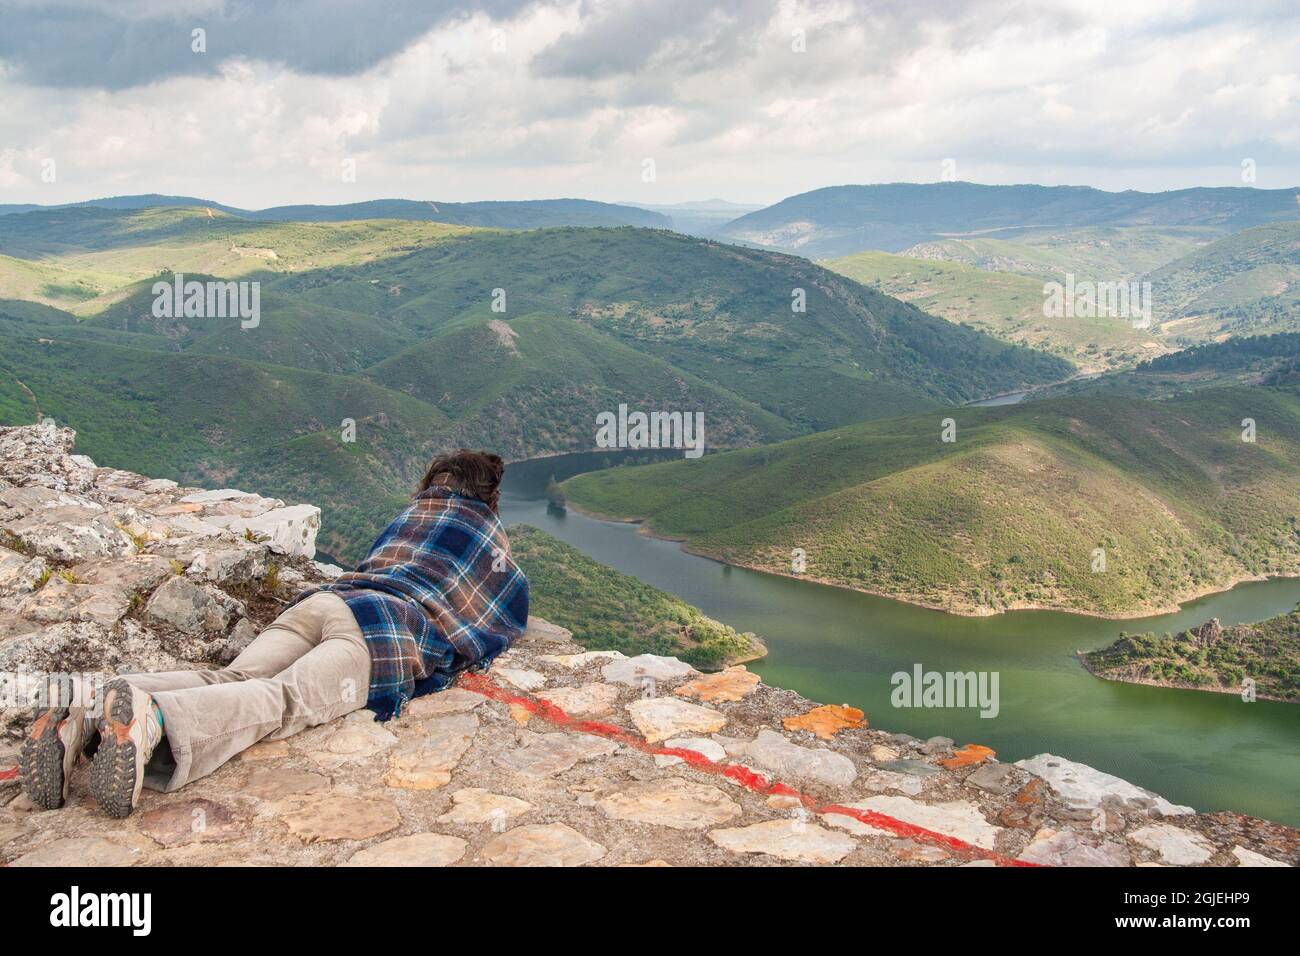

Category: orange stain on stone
[1014, 778, 1045, 805]
[674, 666, 761, 703]
[939, 744, 996, 769]
[782, 704, 865, 739]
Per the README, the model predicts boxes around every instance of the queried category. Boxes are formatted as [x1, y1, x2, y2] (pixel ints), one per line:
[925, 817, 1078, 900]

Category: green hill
[826, 223, 1300, 366]
[4, 211, 1071, 422]
[1036, 333, 1300, 400]
[823, 249, 1162, 370]
[563, 386, 1300, 617]
[0, 207, 484, 293]
[897, 226, 1215, 283]
[296, 226, 1068, 426]
[1146, 222, 1300, 342]
[508, 524, 763, 668]
[80, 272, 420, 374]
[1, 210, 1071, 422]
[0, 253, 120, 309]
[364, 312, 796, 459]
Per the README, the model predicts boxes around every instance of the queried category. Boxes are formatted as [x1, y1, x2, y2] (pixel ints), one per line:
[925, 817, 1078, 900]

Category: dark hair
[416, 449, 505, 513]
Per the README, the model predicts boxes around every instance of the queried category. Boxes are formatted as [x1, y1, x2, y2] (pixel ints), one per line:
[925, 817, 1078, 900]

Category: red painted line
[0, 767, 16, 782]
[457, 671, 1039, 867]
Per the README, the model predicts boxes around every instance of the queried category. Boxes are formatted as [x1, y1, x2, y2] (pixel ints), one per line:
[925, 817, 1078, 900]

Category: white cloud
[1, 0, 1298, 208]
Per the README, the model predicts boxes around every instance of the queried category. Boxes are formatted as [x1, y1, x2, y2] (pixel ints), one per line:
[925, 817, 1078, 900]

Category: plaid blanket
[293, 486, 529, 720]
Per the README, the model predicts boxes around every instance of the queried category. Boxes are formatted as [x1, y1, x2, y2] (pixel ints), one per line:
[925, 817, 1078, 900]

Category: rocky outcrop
[1188, 618, 1225, 647]
[1, 425, 1295, 867]
[0, 425, 334, 736]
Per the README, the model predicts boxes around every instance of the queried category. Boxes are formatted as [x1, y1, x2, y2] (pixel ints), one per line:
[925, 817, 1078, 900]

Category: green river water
[501, 452, 1300, 826]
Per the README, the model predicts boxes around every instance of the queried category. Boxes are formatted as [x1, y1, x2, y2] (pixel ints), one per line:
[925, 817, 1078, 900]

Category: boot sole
[90, 685, 139, 819]
[19, 708, 69, 811]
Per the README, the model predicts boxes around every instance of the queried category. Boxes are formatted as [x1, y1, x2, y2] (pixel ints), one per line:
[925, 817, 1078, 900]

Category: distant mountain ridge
[717, 182, 1300, 258]
[0, 194, 670, 229]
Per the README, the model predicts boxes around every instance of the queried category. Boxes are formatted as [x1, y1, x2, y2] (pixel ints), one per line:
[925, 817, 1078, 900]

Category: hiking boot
[20, 706, 95, 810]
[90, 679, 163, 819]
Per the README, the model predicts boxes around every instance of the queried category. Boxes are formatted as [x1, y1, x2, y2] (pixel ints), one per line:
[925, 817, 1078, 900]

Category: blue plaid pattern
[293, 486, 529, 720]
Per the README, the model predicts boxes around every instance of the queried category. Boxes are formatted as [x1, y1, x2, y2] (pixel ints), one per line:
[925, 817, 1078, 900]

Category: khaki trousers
[123, 592, 370, 791]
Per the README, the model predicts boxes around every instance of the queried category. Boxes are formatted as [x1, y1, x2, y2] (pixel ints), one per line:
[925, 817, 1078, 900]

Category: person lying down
[20, 449, 530, 818]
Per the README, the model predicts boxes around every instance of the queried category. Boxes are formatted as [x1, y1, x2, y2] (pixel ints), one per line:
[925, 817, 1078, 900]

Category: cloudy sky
[1, 0, 1298, 208]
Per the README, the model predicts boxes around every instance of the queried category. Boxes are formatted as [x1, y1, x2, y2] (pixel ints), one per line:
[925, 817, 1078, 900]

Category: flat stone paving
[3, 617, 1297, 867]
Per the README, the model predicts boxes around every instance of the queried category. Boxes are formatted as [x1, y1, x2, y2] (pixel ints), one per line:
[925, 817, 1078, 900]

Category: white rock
[726, 729, 857, 788]
[402, 688, 485, 718]
[1017, 827, 1131, 867]
[144, 576, 238, 635]
[708, 820, 856, 863]
[18, 577, 132, 626]
[384, 714, 480, 789]
[437, 788, 533, 825]
[0, 546, 35, 593]
[341, 833, 466, 867]
[0, 426, 95, 494]
[480, 823, 605, 867]
[180, 489, 259, 504]
[824, 795, 1002, 849]
[1232, 846, 1288, 867]
[207, 504, 321, 558]
[602, 653, 696, 686]
[857, 768, 927, 795]
[159, 514, 231, 539]
[493, 666, 546, 691]
[10, 835, 139, 867]
[538, 651, 625, 669]
[1015, 754, 1194, 816]
[278, 567, 306, 588]
[1129, 824, 1215, 865]
[177, 490, 285, 516]
[494, 731, 619, 776]
[537, 683, 622, 717]
[5, 506, 135, 561]
[310, 718, 398, 770]
[221, 619, 259, 663]
[626, 697, 726, 743]
[185, 546, 266, 584]
[597, 778, 742, 829]
[654, 737, 727, 768]
[0, 485, 91, 517]
[518, 617, 573, 644]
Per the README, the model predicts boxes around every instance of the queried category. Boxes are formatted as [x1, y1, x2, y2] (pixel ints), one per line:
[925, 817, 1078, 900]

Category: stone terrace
[0, 425, 1296, 867]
